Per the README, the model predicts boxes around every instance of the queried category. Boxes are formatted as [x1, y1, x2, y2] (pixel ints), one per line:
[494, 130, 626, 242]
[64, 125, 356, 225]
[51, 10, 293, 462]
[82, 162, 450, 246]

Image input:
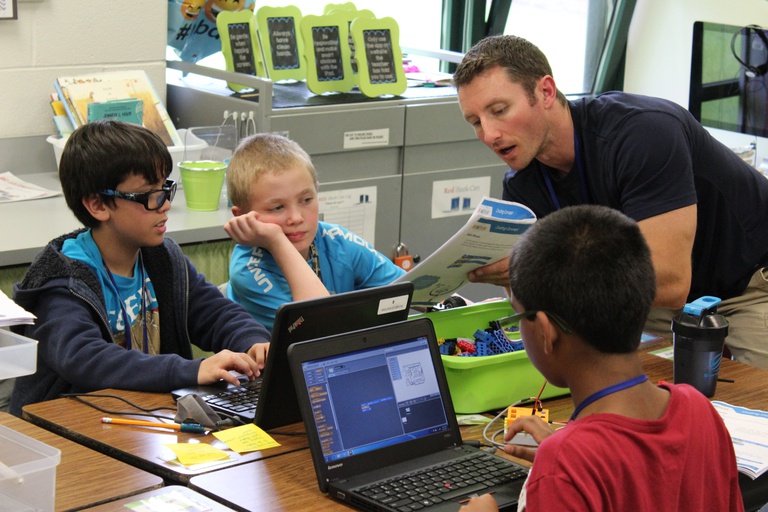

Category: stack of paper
[0, 172, 61, 203]
[0, 289, 35, 327]
[394, 196, 536, 305]
[712, 401, 768, 479]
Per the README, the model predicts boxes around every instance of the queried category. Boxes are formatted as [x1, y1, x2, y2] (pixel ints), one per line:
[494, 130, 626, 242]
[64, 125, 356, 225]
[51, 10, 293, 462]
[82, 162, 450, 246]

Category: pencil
[100, 417, 206, 434]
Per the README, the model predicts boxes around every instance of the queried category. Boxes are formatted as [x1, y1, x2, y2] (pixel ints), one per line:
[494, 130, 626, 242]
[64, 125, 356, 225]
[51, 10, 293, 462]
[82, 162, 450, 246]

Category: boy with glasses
[460, 205, 743, 512]
[9, 121, 271, 416]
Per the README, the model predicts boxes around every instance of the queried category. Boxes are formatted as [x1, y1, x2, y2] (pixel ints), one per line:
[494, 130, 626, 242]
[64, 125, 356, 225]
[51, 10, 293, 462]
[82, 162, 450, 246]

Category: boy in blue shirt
[224, 133, 405, 331]
[9, 121, 271, 416]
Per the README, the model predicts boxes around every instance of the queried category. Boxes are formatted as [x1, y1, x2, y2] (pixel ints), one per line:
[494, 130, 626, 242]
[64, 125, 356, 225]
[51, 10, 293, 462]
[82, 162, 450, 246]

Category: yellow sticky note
[164, 443, 230, 466]
[213, 423, 281, 453]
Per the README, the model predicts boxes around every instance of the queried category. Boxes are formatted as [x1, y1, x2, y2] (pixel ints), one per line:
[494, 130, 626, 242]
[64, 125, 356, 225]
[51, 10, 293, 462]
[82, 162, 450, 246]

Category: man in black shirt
[453, 35, 768, 369]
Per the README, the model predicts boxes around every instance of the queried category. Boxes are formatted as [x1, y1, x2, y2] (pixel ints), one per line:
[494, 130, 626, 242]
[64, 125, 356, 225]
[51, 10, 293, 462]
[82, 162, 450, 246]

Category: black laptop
[287, 318, 528, 511]
[172, 282, 414, 430]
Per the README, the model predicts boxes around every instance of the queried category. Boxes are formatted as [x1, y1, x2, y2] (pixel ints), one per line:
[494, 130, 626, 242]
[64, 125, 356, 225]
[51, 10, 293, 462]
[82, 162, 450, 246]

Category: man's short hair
[59, 120, 172, 228]
[227, 133, 318, 210]
[508, 205, 656, 353]
[453, 35, 567, 106]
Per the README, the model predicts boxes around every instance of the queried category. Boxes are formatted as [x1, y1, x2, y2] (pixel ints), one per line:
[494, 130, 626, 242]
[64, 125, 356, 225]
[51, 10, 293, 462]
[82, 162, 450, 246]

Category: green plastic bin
[411, 300, 570, 413]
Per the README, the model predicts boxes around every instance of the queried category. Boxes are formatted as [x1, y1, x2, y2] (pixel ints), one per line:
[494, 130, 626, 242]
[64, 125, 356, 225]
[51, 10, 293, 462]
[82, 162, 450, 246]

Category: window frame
[440, 0, 637, 96]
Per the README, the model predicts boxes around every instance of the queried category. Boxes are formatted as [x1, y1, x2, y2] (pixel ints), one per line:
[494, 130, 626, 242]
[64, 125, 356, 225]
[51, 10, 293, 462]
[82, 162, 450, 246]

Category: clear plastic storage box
[1, 325, 61, 511]
[0, 425, 61, 512]
[47, 129, 207, 185]
[0, 329, 37, 380]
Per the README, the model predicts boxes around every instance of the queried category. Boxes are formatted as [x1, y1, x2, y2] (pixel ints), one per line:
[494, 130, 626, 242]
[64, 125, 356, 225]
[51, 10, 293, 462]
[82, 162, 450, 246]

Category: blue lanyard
[103, 255, 149, 354]
[543, 131, 590, 210]
[569, 374, 648, 421]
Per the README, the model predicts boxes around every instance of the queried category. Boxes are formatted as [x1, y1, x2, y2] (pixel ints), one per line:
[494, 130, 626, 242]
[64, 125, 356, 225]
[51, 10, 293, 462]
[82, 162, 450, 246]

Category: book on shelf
[87, 97, 143, 125]
[52, 116, 74, 137]
[53, 80, 84, 127]
[393, 196, 536, 305]
[53, 70, 181, 146]
[49, 98, 66, 117]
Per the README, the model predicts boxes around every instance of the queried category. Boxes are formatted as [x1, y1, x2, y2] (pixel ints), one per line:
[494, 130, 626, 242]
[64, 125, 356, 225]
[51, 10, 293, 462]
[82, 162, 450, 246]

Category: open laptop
[287, 318, 528, 511]
[172, 282, 414, 430]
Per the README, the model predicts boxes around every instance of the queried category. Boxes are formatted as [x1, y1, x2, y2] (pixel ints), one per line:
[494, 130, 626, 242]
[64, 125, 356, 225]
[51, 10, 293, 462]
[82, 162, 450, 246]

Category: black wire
[266, 430, 307, 436]
[59, 392, 309, 435]
[59, 392, 178, 422]
[731, 25, 768, 77]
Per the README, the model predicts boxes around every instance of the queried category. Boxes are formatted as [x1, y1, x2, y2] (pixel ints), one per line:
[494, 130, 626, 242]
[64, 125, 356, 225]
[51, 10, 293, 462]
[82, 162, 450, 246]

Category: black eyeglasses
[99, 180, 177, 211]
[496, 310, 574, 336]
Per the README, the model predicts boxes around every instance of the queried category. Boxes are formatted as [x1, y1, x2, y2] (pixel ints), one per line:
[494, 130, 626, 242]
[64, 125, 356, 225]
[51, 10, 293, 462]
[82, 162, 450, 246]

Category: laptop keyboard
[202, 379, 262, 415]
[355, 451, 528, 510]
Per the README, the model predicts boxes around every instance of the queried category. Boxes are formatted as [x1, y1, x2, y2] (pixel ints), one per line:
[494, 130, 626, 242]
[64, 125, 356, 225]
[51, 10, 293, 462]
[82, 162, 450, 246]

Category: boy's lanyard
[543, 131, 590, 211]
[308, 242, 322, 280]
[569, 374, 648, 421]
[103, 254, 149, 354]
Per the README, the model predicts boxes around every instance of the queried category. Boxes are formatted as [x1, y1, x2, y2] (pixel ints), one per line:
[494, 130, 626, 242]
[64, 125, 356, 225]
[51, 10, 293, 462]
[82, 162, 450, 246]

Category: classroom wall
[3, 0, 767, 166]
[624, 0, 768, 107]
[0, 1, 167, 142]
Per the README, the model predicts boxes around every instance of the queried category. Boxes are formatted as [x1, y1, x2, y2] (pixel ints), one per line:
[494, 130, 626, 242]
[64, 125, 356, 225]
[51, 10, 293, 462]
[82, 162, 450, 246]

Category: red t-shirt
[521, 383, 744, 512]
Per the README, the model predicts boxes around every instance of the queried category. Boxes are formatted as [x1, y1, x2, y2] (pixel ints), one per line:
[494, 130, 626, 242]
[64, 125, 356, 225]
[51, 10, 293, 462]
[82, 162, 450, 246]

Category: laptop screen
[298, 335, 450, 463]
[253, 282, 414, 430]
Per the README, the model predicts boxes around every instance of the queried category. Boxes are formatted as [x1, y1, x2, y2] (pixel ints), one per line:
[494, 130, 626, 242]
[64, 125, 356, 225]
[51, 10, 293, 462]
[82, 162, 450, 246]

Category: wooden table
[0, 412, 163, 512]
[22, 389, 310, 485]
[80, 486, 235, 511]
[640, 345, 768, 512]
[188, 426, 507, 512]
[189, 448, 336, 511]
[189, 348, 768, 512]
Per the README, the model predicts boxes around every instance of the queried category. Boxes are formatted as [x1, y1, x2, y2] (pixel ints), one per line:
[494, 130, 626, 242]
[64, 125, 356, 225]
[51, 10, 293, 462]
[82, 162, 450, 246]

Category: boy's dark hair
[59, 120, 173, 228]
[508, 205, 656, 353]
[453, 35, 568, 107]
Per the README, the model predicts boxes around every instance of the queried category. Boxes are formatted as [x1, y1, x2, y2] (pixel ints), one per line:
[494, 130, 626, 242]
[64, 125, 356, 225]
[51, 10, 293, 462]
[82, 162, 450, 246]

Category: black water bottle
[671, 296, 729, 397]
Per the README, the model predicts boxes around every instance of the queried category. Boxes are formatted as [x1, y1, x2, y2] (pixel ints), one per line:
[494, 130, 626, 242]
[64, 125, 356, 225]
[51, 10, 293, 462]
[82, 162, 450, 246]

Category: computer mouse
[508, 432, 538, 447]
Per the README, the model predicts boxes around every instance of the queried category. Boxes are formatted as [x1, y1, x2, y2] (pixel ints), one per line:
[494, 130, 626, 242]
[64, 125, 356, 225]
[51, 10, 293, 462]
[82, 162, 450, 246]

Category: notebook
[172, 282, 414, 430]
[287, 318, 528, 511]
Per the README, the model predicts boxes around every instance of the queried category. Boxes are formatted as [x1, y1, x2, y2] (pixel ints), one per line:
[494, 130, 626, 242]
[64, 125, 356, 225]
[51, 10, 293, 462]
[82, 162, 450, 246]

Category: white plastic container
[0, 425, 61, 512]
[0, 329, 37, 380]
[46, 130, 207, 185]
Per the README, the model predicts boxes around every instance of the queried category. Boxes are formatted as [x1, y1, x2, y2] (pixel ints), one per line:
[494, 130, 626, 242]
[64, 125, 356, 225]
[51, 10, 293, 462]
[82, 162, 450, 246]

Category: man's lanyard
[543, 131, 590, 211]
